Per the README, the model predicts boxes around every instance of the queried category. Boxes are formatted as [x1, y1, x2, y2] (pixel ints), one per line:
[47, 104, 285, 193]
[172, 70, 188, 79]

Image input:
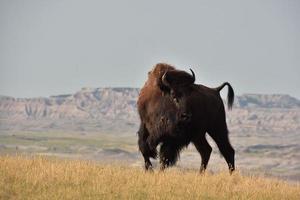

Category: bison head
[139, 63, 196, 112]
[161, 68, 195, 91]
[147, 63, 195, 95]
[158, 65, 196, 123]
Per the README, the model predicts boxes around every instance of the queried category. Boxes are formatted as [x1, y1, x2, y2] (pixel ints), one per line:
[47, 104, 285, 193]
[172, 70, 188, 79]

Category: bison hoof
[228, 164, 235, 175]
[146, 167, 154, 172]
[160, 164, 167, 172]
[199, 165, 206, 174]
[145, 163, 153, 172]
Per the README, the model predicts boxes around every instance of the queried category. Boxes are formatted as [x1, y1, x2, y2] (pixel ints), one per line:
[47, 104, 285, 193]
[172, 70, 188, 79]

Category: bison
[137, 63, 235, 173]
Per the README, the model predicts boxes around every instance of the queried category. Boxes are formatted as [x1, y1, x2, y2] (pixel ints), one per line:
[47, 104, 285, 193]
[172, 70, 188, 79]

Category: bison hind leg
[208, 126, 235, 174]
[192, 134, 212, 173]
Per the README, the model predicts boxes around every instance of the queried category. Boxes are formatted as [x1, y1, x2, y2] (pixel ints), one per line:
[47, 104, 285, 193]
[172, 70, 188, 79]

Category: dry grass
[0, 155, 299, 200]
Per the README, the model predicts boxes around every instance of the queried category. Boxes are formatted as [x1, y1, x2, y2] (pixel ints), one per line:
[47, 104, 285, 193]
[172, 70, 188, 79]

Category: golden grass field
[0, 155, 299, 200]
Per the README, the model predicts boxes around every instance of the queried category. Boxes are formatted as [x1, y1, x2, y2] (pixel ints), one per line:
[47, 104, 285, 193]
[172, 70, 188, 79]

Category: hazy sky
[0, 0, 299, 98]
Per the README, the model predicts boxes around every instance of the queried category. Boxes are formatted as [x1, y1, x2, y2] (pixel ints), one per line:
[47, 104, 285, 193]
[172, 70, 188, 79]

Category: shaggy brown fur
[137, 63, 235, 173]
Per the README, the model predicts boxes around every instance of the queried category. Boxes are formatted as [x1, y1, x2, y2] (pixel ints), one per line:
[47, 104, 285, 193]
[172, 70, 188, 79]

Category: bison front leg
[159, 141, 181, 171]
[137, 124, 156, 171]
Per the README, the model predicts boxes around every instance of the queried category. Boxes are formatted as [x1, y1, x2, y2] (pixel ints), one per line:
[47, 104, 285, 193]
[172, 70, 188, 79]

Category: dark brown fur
[137, 63, 235, 173]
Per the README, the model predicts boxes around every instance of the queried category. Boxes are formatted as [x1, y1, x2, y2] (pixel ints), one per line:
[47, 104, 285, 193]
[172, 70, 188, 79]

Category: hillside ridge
[0, 87, 299, 133]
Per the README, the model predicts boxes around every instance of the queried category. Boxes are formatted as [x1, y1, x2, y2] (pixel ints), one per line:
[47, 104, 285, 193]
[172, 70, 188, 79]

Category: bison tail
[215, 82, 234, 110]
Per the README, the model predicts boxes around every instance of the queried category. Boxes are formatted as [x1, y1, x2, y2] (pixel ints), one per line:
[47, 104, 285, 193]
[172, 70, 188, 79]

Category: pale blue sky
[0, 0, 299, 98]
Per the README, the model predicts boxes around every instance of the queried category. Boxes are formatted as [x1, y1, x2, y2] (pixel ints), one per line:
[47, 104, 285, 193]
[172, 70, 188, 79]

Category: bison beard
[137, 63, 235, 173]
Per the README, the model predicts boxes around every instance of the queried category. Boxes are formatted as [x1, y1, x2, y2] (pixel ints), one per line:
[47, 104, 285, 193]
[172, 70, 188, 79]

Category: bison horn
[162, 71, 171, 88]
[181, 68, 195, 86]
[189, 68, 195, 83]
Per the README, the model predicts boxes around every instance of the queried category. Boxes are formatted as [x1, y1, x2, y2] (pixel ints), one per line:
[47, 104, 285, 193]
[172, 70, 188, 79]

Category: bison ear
[162, 69, 195, 89]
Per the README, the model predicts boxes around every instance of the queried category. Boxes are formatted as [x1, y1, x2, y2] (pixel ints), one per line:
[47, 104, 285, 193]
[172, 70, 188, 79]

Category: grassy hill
[0, 155, 299, 200]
